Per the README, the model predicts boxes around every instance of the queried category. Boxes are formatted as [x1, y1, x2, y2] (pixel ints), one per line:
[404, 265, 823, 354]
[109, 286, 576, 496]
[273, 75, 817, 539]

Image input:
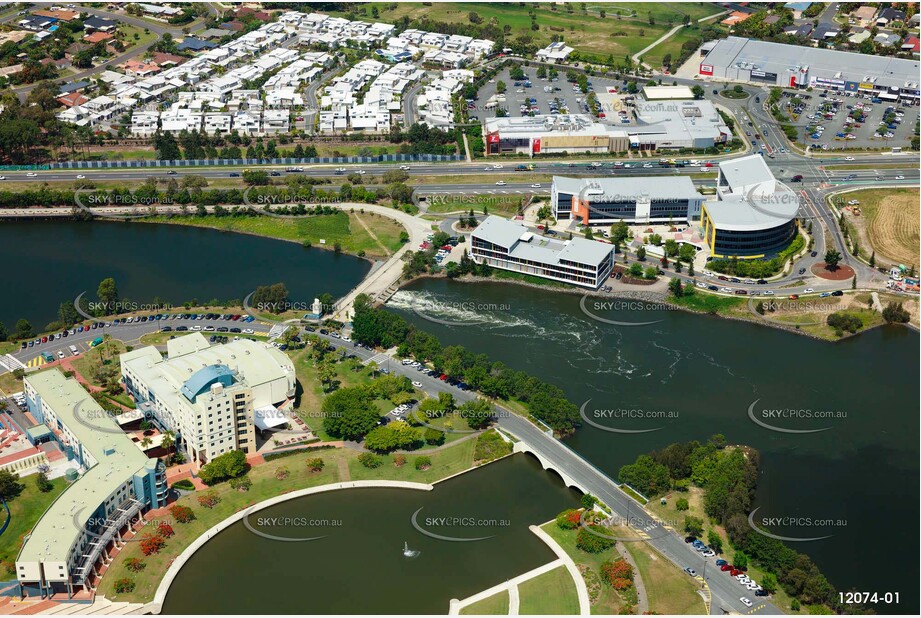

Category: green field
[623, 541, 707, 615]
[329, 3, 723, 61]
[143, 210, 405, 258]
[460, 590, 510, 615]
[0, 477, 69, 578]
[518, 565, 581, 615]
[642, 24, 725, 69]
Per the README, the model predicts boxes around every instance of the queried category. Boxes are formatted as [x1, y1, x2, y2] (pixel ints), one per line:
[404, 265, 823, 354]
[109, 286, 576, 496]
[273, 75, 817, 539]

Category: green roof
[18, 369, 154, 566]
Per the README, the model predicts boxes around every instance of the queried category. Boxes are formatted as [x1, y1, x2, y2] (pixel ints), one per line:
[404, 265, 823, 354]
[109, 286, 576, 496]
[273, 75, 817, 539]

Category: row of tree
[349, 295, 581, 433]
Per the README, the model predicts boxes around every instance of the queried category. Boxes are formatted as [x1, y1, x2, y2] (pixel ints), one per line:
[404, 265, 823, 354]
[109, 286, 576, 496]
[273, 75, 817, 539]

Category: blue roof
[784, 2, 813, 10]
[181, 364, 235, 402]
[177, 37, 216, 51]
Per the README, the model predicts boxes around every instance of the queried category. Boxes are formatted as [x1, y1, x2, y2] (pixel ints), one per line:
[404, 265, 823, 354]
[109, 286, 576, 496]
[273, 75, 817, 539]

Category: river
[385, 278, 919, 613]
[0, 220, 370, 329]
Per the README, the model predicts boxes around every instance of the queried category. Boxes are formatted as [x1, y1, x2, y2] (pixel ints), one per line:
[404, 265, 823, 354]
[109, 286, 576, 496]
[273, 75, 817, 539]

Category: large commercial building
[17, 370, 167, 598]
[469, 215, 614, 288]
[699, 36, 920, 104]
[483, 102, 730, 156]
[552, 176, 705, 225]
[120, 334, 296, 464]
[701, 154, 800, 258]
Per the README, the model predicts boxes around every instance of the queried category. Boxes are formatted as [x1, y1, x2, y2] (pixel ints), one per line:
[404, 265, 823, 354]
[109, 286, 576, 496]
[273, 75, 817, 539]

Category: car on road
[26, 172, 38, 177]
[845, 156, 855, 161]
[399, 165, 411, 171]
[684, 568, 697, 577]
[740, 597, 753, 608]
[76, 175, 85, 179]
[531, 183, 541, 188]
[804, 288, 814, 293]
[820, 292, 831, 298]
[166, 171, 177, 175]
[0, 176, 5, 180]
[832, 290, 843, 296]
[755, 589, 769, 597]
[495, 181, 507, 186]
[270, 171, 281, 177]
[895, 175, 905, 180]
[701, 550, 716, 557]
[811, 251, 818, 257]
[799, 267, 807, 274]
[412, 381, 423, 388]
[242, 328, 254, 334]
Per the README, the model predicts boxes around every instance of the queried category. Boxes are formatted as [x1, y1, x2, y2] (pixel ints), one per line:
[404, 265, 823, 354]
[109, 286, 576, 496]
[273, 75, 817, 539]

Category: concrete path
[617, 542, 650, 614]
[449, 558, 564, 615]
[632, 24, 684, 69]
[529, 525, 591, 615]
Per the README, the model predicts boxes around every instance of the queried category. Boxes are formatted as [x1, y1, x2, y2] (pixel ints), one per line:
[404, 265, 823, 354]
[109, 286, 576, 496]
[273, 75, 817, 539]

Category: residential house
[876, 7, 906, 27]
[84, 17, 117, 32]
[850, 6, 878, 27]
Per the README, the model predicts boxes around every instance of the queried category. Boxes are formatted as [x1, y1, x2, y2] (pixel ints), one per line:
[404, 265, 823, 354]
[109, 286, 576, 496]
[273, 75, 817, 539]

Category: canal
[386, 279, 920, 613]
[161, 454, 580, 614]
[0, 220, 370, 329]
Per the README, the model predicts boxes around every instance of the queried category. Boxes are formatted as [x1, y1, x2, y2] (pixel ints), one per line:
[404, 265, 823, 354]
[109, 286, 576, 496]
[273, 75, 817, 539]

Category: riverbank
[401, 272, 917, 342]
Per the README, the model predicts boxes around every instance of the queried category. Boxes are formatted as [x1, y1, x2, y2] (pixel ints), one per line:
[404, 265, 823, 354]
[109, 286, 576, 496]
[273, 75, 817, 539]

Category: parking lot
[777, 90, 918, 151]
[476, 67, 634, 125]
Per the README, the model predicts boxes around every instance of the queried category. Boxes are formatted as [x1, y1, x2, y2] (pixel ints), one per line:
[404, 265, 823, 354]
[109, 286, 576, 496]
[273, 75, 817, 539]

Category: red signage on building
[533, 138, 541, 154]
[487, 132, 500, 144]
[700, 64, 713, 75]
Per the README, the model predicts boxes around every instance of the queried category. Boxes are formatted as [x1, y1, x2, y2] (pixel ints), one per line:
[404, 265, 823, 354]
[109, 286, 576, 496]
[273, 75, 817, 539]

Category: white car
[57, 350, 65, 359]
[495, 180, 507, 186]
[356, 169, 366, 175]
[804, 288, 814, 294]
[530, 183, 541, 188]
[76, 175, 86, 179]
[191, 325, 202, 331]
[26, 172, 37, 177]
[411, 381, 423, 388]
[399, 165, 411, 170]
[720, 287, 733, 293]
[740, 597, 753, 608]
[895, 175, 905, 180]
[746, 582, 761, 591]
[0, 176, 6, 180]
[342, 336, 351, 342]
[701, 550, 716, 557]
[493, 164, 503, 169]
[847, 200, 860, 205]
[844, 156, 855, 161]
[696, 282, 707, 289]
[642, 163, 653, 168]
[242, 328, 254, 334]
[764, 290, 774, 296]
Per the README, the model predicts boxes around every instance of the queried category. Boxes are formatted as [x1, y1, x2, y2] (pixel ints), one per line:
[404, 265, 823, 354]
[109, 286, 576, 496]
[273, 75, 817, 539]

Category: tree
[322, 387, 380, 440]
[636, 246, 646, 260]
[709, 433, 727, 449]
[307, 457, 325, 472]
[358, 453, 383, 468]
[668, 277, 684, 297]
[414, 455, 432, 470]
[496, 80, 507, 94]
[629, 262, 644, 277]
[824, 249, 841, 269]
[663, 239, 679, 257]
[13, 319, 33, 340]
[96, 277, 119, 315]
[882, 302, 910, 324]
[363, 421, 421, 453]
[459, 398, 493, 429]
[733, 551, 749, 570]
[577, 525, 615, 553]
[197, 450, 248, 485]
[676, 497, 689, 511]
[0, 469, 24, 501]
[584, 227, 594, 240]
[610, 220, 629, 245]
[161, 430, 176, 465]
[684, 515, 704, 538]
[707, 530, 724, 554]
[691, 85, 705, 100]
[760, 572, 778, 593]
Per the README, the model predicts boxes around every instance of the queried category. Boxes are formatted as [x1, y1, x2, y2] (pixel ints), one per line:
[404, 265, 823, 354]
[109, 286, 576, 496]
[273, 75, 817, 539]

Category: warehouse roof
[702, 36, 920, 90]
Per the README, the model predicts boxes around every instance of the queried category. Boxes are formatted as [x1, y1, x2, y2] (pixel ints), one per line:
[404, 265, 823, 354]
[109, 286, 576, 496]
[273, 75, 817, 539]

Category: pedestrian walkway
[448, 558, 565, 615]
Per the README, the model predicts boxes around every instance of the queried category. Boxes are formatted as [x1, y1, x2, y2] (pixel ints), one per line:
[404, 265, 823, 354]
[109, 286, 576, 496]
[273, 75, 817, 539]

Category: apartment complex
[552, 176, 705, 225]
[470, 216, 614, 288]
[701, 154, 800, 258]
[17, 370, 166, 598]
[120, 334, 295, 464]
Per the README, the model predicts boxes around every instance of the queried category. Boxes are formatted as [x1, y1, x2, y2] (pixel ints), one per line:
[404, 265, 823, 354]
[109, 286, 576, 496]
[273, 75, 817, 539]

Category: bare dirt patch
[811, 262, 856, 280]
[838, 189, 920, 267]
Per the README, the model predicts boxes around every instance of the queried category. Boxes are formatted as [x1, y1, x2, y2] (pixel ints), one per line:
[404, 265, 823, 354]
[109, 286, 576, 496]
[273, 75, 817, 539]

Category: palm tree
[140, 436, 152, 450]
[161, 430, 176, 465]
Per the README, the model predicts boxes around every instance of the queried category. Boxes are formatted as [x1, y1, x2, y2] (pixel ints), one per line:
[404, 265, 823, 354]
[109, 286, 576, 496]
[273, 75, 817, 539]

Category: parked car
[740, 597, 753, 608]
[684, 567, 697, 577]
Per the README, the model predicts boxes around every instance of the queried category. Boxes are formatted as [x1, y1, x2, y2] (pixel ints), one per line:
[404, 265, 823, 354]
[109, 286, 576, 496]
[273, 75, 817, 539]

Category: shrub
[576, 525, 615, 553]
[156, 522, 175, 538]
[229, 475, 252, 491]
[275, 466, 290, 480]
[358, 452, 383, 468]
[556, 509, 582, 530]
[125, 558, 146, 573]
[171, 479, 195, 490]
[35, 472, 53, 493]
[601, 559, 634, 589]
[393, 454, 407, 467]
[114, 578, 136, 593]
[306, 458, 325, 472]
[676, 497, 689, 511]
[414, 455, 432, 471]
[169, 504, 195, 523]
[580, 493, 598, 509]
[140, 534, 165, 556]
[197, 491, 221, 509]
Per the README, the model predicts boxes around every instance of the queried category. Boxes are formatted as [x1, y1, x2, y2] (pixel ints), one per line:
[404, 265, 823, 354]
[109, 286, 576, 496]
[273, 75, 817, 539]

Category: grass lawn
[329, 3, 722, 61]
[142, 211, 403, 259]
[643, 25, 725, 69]
[348, 437, 477, 483]
[623, 538, 707, 615]
[541, 522, 629, 614]
[492, 269, 573, 289]
[0, 477, 69, 578]
[425, 198, 523, 219]
[460, 589, 510, 615]
[518, 565, 580, 615]
[71, 339, 128, 388]
[669, 292, 745, 315]
[0, 371, 25, 396]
